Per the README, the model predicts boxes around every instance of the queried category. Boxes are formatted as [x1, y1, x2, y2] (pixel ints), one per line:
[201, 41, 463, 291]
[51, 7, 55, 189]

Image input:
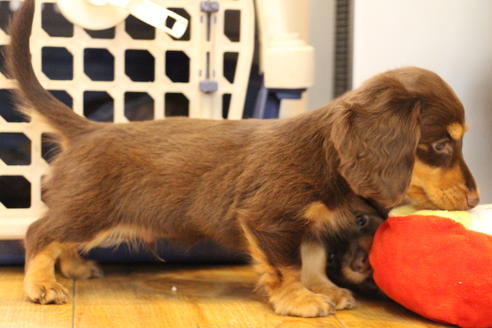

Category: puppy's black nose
[350, 252, 369, 273]
[467, 191, 479, 208]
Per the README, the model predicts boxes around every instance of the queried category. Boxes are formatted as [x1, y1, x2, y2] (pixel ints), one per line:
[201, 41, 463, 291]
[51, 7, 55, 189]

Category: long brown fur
[7, 0, 479, 316]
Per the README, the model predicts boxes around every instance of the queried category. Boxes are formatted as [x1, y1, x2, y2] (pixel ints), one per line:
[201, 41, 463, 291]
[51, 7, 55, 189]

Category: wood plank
[0, 267, 73, 328]
[0, 264, 456, 328]
[334, 296, 453, 328]
[73, 264, 344, 328]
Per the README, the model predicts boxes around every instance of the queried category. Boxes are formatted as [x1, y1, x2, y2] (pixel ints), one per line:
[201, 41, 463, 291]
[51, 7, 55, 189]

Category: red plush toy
[370, 205, 492, 328]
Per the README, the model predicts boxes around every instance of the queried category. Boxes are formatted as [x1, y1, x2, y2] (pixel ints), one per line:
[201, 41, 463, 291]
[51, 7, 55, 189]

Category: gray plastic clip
[200, 1, 219, 13]
[200, 80, 218, 93]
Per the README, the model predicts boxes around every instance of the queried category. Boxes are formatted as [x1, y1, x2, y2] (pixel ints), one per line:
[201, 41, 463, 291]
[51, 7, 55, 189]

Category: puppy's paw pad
[25, 281, 68, 305]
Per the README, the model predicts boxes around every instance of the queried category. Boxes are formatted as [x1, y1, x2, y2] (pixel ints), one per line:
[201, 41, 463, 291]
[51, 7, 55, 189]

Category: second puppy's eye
[356, 214, 369, 228]
[328, 252, 336, 265]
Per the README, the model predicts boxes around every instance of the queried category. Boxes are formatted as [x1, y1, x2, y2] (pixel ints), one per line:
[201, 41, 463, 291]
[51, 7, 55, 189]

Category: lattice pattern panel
[0, 0, 254, 238]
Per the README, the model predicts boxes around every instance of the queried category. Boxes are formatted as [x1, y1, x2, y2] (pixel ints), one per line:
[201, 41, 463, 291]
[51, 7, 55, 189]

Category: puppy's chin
[341, 265, 371, 285]
[329, 266, 381, 297]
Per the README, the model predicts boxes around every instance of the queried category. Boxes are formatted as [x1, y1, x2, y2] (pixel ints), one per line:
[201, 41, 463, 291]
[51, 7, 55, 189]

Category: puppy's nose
[350, 252, 369, 273]
[467, 191, 480, 208]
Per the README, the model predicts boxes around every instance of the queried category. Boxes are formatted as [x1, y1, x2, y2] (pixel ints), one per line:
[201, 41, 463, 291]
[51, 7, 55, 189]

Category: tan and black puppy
[325, 238, 381, 298]
[8, 0, 478, 317]
[300, 197, 385, 312]
[324, 213, 385, 298]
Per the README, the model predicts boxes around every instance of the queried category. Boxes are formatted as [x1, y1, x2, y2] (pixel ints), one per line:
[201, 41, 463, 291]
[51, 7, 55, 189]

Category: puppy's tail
[7, 0, 95, 140]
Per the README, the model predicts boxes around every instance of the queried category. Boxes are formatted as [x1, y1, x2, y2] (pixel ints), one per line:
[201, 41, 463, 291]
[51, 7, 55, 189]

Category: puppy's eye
[431, 138, 453, 155]
[356, 214, 369, 228]
[328, 252, 336, 265]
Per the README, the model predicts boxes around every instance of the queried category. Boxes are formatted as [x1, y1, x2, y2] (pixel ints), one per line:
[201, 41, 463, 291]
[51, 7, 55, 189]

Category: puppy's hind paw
[25, 280, 68, 305]
[60, 258, 104, 280]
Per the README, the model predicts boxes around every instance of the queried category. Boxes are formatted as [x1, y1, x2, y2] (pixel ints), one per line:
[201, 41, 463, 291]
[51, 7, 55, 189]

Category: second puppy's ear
[330, 78, 421, 208]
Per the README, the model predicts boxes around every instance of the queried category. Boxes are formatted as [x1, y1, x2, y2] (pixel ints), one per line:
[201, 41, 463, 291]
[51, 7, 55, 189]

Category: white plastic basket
[0, 0, 255, 238]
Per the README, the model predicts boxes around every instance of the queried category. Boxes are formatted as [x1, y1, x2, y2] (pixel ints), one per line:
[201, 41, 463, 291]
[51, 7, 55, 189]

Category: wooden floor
[0, 264, 451, 328]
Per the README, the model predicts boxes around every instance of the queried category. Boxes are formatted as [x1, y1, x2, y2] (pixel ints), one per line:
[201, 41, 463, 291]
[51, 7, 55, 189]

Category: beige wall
[282, 0, 491, 202]
[352, 0, 492, 203]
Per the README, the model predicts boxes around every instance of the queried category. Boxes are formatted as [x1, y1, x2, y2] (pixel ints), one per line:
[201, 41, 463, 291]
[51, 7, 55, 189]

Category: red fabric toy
[370, 205, 492, 328]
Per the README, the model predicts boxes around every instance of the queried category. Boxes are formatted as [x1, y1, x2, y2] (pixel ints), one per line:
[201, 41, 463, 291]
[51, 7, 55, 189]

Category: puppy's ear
[330, 78, 421, 208]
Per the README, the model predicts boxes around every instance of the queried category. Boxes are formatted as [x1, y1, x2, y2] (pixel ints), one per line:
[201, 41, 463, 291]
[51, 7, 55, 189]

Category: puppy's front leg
[240, 220, 334, 317]
[300, 239, 355, 310]
[266, 266, 336, 317]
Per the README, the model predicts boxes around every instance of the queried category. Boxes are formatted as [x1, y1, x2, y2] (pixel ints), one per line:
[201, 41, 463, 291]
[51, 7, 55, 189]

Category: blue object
[0, 240, 247, 266]
[253, 81, 305, 119]
[0, 240, 24, 265]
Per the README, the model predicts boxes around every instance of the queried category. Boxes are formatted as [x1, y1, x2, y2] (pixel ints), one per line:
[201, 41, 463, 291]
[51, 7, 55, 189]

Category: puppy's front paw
[25, 280, 68, 304]
[332, 287, 355, 310]
[271, 287, 335, 317]
[60, 258, 103, 280]
[310, 283, 356, 310]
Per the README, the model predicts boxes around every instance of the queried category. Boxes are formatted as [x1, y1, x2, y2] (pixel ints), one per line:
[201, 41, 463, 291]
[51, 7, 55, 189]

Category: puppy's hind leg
[58, 247, 103, 280]
[24, 214, 107, 304]
[24, 216, 69, 304]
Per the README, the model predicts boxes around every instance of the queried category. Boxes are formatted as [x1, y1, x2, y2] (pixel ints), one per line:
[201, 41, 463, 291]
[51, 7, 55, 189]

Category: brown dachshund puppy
[8, 0, 478, 317]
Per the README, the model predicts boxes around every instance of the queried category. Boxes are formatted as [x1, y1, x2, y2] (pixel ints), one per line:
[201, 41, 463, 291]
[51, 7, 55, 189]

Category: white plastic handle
[57, 0, 188, 38]
[98, 0, 188, 38]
